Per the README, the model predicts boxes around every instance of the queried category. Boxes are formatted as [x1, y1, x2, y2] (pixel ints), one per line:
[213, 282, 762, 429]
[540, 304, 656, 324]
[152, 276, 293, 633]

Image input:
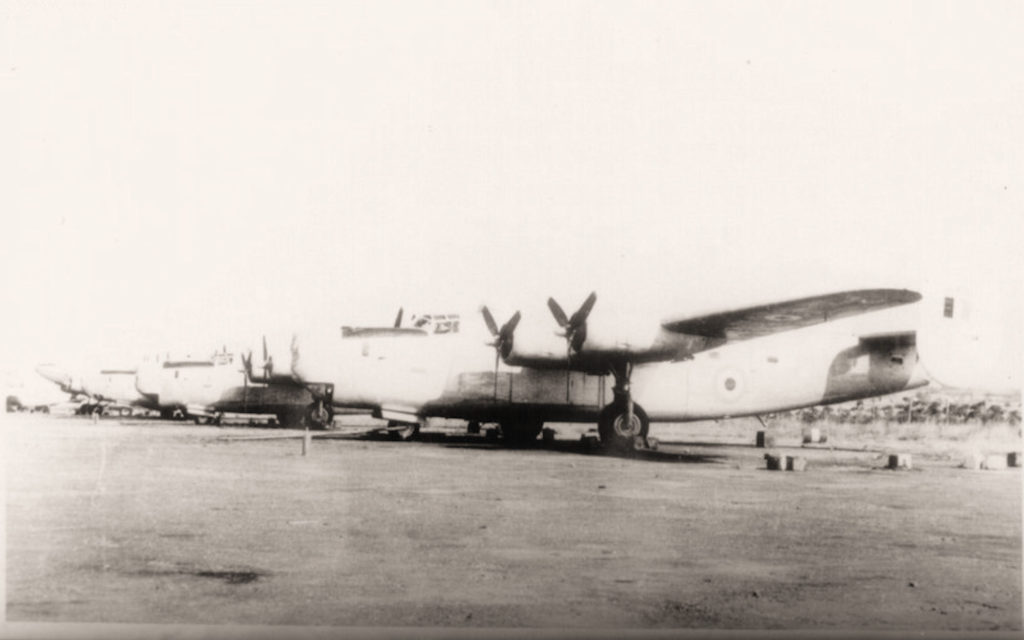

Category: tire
[305, 402, 333, 431]
[598, 401, 649, 452]
[501, 420, 543, 446]
[389, 422, 420, 441]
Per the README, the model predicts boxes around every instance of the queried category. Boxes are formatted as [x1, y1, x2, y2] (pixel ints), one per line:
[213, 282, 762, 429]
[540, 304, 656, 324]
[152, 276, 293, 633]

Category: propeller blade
[547, 298, 569, 327]
[481, 306, 500, 337]
[568, 291, 597, 328]
[262, 335, 268, 362]
[394, 307, 404, 328]
[500, 311, 522, 339]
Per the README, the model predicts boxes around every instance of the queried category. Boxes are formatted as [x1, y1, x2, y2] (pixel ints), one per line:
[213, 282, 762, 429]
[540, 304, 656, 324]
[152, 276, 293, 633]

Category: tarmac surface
[4, 413, 1021, 635]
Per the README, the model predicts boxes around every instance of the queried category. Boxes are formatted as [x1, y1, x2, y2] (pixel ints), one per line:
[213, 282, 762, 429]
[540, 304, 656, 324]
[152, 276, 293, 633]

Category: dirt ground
[4, 413, 1021, 636]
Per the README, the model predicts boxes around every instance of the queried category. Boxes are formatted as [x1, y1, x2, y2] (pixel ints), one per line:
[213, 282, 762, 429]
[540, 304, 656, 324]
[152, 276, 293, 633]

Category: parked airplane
[4, 367, 72, 412]
[288, 289, 927, 450]
[257, 309, 463, 435]
[36, 363, 158, 416]
[136, 344, 315, 427]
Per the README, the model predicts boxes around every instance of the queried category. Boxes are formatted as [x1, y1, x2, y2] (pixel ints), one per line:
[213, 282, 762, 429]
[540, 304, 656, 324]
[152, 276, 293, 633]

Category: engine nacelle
[503, 323, 710, 372]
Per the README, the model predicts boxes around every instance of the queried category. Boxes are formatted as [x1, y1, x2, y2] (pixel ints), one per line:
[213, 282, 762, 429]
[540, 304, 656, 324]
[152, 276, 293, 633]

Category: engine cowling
[502, 323, 709, 372]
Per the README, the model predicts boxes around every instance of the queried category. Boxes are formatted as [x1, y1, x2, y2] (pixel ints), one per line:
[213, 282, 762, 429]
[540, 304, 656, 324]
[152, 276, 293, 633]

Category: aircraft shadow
[363, 431, 730, 465]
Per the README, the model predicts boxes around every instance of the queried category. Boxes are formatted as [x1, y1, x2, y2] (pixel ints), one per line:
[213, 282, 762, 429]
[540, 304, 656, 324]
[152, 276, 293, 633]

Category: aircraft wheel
[388, 421, 420, 441]
[501, 420, 543, 446]
[467, 421, 481, 435]
[598, 401, 649, 452]
[305, 402, 333, 431]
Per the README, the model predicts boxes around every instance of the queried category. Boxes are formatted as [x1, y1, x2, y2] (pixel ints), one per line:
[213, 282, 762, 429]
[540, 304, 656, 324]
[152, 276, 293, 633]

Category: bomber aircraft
[135, 344, 316, 426]
[36, 363, 159, 416]
[287, 288, 928, 450]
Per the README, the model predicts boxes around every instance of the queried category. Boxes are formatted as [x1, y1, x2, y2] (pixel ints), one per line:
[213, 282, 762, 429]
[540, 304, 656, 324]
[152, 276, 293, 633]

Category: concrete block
[802, 427, 821, 445]
[764, 453, 783, 471]
[756, 431, 776, 448]
[1009, 452, 1020, 468]
[580, 432, 601, 453]
[888, 453, 912, 470]
[542, 427, 556, 444]
[962, 452, 984, 470]
[786, 456, 808, 472]
[982, 454, 1008, 471]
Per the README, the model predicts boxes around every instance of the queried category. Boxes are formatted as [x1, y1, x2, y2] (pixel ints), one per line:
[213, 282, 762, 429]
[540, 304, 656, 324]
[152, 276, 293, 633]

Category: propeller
[241, 350, 253, 382]
[547, 291, 597, 401]
[242, 336, 274, 382]
[394, 307, 404, 328]
[481, 307, 522, 398]
[262, 335, 274, 377]
[547, 291, 596, 353]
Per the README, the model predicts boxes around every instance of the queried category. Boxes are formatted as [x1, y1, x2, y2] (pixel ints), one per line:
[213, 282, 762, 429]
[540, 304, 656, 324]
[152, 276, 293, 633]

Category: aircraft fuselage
[291, 316, 926, 425]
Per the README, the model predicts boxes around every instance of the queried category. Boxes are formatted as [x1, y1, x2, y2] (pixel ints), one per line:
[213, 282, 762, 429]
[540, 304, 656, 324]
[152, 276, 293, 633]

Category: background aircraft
[263, 309, 463, 435]
[289, 288, 927, 450]
[35, 363, 158, 416]
[135, 343, 316, 426]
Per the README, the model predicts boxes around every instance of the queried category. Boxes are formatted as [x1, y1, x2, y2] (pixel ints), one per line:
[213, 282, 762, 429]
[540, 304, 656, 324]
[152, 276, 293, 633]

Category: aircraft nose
[35, 364, 70, 387]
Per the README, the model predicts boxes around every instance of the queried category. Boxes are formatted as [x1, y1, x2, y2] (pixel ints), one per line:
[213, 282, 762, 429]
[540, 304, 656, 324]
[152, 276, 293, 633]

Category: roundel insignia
[715, 367, 745, 401]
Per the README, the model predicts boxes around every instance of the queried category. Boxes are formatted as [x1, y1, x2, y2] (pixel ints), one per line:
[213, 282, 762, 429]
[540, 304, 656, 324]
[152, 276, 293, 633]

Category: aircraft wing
[660, 288, 921, 343]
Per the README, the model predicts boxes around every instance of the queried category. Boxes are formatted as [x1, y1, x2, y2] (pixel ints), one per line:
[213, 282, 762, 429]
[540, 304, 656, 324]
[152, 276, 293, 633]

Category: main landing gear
[306, 400, 334, 431]
[304, 383, 335, 431]
[598, 362, 650, 452]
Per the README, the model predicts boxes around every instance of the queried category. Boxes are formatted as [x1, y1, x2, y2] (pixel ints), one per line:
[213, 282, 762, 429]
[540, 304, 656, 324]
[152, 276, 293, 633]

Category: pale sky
[3, 1, 1021, 392]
